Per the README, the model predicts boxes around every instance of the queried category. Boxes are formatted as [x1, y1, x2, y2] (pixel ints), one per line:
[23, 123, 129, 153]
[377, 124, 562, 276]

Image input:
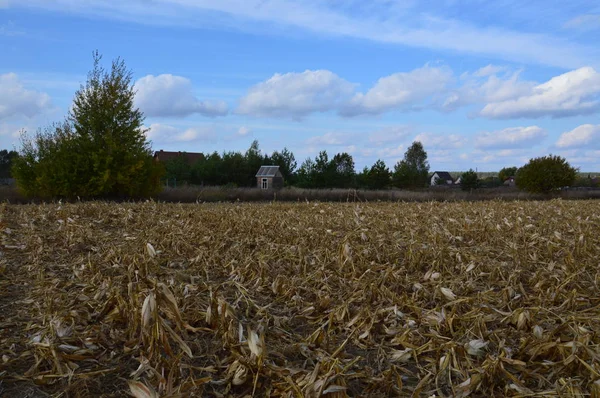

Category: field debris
[1, 199, 600, 396]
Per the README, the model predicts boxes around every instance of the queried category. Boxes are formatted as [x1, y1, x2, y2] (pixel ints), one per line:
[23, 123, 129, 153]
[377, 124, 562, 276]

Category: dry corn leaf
[127, 380, 159, 398]
[440, 287, 457, 301]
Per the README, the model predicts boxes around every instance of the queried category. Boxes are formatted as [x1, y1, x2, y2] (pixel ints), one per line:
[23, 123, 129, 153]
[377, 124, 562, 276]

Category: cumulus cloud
[135, 74, 228, 118]
[556, 124, 600, 149]
[0, 73, 52, 120]
[443, 69, 534, 111]
[341, 66, 453, 116]
[413, 132, 466, 149]
[479, 67, 600, 119]
[237, 70, 355, 119]
[475, 126, 547, 149]
[146, 123, 216, 143]
[368, 126, 412, 144]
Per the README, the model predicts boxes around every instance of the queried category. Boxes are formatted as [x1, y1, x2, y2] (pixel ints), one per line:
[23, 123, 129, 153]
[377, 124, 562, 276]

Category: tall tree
[12, 51, 163, 198]
[271, 147, 297, 184]
[367, 159, 391, 190]
[330, 152, 356, 188]
[0, 149, 18, 179]
[392, 141, 429, 189]
[244, 140, 264, 186]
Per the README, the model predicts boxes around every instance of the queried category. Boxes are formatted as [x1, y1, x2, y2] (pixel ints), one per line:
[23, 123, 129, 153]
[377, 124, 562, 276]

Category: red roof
[153, 150, 205, 164]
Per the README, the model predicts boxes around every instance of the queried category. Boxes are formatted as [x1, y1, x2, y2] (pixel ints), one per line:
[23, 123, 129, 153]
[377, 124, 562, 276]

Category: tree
[271, 147, 297, 184]
[392, 141, 429, 189]
[366, 159, 391, 189]
[516, 155, 577, 193]
[296, 157, 316, 188]
[0, 149, 18, 179]
[164, 154, 192, 185]
[12, 51, 163, 198]
[460, 169, 479, 191]
[498, 166, 518, 182]
[330, 152, 356, 188]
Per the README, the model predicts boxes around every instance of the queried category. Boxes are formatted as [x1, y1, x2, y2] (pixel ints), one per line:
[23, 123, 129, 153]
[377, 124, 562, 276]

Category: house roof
[154, 150, 205, 164]
[256, 165, 281, 177]
[432, 171, 454, 181]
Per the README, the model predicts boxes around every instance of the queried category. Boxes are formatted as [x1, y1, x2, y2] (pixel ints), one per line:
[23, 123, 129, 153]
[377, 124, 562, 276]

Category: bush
[460, 169, 479, 191]
[12, 52, 163, 199]
[516, 155, 577, 193]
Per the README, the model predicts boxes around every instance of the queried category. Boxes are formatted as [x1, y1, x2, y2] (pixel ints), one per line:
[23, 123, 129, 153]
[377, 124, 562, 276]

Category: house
[153, 150, 205, 165]
[504, 176, 516, 186]
[256, 166, 284, 189]
[430, 171, 454, 186]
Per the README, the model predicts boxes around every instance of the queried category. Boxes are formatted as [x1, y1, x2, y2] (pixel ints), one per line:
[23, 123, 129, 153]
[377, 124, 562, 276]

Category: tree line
[161, 141, 432, 190]
[4, 52, 589, 198]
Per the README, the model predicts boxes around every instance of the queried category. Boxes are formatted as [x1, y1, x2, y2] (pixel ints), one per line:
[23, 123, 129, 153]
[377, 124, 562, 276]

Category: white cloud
[306, 132, 352, 146]
[475, 126, 546, 149]
[146, 123, 216, 143]
[443, 69, 534, 111]
[13, 0, 600, 69]
[556, 124, 600, 149]
[473, 64, 507, 77]
[479, 67, 600, 119]
[564, 14, 600, 31]
[375, 145, 405, 159]
[237, 126, 251, 136]
[135, 74, 228, 118]
[341, 66, 453, 116]
[237, 70, 355, 119]
[413, 132, 466, 149]
[368, 126, 412, 144]
[0, 73, 53, 120]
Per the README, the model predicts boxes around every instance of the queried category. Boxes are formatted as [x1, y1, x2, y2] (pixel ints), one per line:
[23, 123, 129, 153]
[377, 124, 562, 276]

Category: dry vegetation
[1, 200, 600, 397]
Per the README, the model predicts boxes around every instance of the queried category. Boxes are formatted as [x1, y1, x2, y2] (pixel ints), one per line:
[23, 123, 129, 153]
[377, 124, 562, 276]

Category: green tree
[271, 147, 297, 184]
[0, 149, 18, 179]
[12, 51, 162, 198]
[296, 157, 316, 188]
[164, 154, 192, 185]
[516, 155, 577, 193]
[330, 152, 356, 188]
[460, 169, 480, 191]
[498, 166, 518, 182]
[392, 141, 429, 189]
[244, 140, 264, 185]
[366, 159, 391, 189]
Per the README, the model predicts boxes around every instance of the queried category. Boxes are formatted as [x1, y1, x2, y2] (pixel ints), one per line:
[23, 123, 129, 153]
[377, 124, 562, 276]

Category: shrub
[516, 155, 577, 194]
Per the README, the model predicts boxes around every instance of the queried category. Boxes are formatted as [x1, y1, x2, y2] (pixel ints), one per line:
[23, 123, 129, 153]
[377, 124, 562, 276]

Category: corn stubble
[0, 200, 599, 397]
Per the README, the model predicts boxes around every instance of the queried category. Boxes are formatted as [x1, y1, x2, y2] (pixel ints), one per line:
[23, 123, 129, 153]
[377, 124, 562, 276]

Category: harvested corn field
[1, 200, 600, 397]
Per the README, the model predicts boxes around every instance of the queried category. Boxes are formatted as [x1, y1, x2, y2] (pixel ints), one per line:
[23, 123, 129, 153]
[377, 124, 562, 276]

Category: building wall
[256, 176, 284, 189]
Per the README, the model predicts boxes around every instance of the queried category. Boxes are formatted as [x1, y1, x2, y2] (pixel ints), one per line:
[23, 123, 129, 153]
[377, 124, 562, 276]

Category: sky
[1, 0, 600, 172]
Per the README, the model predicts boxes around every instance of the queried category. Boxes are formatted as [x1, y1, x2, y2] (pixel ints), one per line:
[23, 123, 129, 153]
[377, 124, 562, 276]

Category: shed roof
[256, 165, 281, 177]
[432, 171, 454, 181]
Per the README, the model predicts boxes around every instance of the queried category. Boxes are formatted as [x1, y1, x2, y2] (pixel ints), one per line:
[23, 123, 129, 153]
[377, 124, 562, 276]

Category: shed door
[261, 178, 268, 189]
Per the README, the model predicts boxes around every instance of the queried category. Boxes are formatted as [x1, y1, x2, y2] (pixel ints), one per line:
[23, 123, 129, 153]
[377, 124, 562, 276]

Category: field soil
[1, 200, 600, 397]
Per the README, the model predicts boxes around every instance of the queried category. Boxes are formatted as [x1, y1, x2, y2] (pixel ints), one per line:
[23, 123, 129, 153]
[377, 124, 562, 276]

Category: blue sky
[1, 0, 600, 171]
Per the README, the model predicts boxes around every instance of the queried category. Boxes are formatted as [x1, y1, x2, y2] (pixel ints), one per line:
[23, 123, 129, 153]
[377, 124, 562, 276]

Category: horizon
[1, 1, 599, 172]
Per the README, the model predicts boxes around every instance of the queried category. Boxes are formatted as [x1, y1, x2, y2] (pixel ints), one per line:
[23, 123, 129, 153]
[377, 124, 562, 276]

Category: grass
[1, 200, 600, 396]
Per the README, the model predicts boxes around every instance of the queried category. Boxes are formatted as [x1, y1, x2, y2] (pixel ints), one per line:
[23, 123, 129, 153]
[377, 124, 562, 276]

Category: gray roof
[255, 165, 281, 177]
[432, 171, 454, 181]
